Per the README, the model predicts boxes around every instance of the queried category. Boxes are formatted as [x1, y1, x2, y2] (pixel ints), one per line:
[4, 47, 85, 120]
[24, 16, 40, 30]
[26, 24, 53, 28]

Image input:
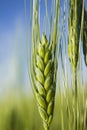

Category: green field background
[0, 86, 87, 130]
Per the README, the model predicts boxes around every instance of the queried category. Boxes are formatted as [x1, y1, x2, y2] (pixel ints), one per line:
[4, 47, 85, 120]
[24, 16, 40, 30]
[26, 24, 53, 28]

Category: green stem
[61, 93, 64, 130]
[72, 69, 78, 130]
[71, 70, 75, 130]
[43, 122, 49, 130]
[75, 69, 78, 130]
[83, 101, 87, 130]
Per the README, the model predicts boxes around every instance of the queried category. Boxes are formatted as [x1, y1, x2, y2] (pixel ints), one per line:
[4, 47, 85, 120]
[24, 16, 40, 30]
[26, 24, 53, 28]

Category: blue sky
[0, 0, 25, 60]
[0, 0, 87, 96]
[0, 0, 24, 27]
[0, 0, 29, 94]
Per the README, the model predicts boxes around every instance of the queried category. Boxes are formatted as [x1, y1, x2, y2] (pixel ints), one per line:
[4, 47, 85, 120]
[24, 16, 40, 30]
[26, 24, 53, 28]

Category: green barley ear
[68, 1, 83, 129]
[30, 1, 60, 130]
[83, 8, 87, 66]
[32, 33, 57, 130]
[68, 0, 83, 72]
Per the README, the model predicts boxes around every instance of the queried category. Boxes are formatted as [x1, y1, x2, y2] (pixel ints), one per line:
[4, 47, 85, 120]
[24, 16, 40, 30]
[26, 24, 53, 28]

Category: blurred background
[0, 0, 31, 96]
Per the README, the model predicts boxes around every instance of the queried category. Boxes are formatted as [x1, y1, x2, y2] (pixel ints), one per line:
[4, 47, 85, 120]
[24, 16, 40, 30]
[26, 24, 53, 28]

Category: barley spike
[83, 8, 87, 66]
[31, 33, 57, 130]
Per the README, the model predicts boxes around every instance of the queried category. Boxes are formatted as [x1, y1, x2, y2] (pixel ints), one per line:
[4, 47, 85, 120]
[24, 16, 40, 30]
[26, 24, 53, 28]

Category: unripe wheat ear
[68, 0, 84, 130]
[68, 0, 83, 72]
[30, 0, 60, 130]
[31, 33, 57, 130]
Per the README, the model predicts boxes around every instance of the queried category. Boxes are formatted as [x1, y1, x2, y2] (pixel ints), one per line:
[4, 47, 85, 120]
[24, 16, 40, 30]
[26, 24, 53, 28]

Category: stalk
[83, 100, 87, 130]
[71, 69, 78, 130]
[61, 93, 64, 130]
[75, 69, 78, 130]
